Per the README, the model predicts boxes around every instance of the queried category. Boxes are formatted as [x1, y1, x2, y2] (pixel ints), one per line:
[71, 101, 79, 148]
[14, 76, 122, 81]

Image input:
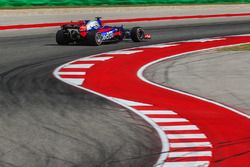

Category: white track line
[139, 44, 178, 48]
[163, 161, 209, 167]
[183, 38, 224, 42]
[139, 110, 177, 115]
[161, 125, 199, 131]
[168, 151, 212, 157]
[152, 118, 189, 123]
[106, 50, 143, 55]
[62, 78, 85, 85]
[167, 134, 207, 139]
[78, 56, 113, 61]
[167, 134, 206, 139]
[112, 97, 152, 107]
[170, 142, 212, 148]
[64, 64, 94, 68]
[57, 72, 86, 75]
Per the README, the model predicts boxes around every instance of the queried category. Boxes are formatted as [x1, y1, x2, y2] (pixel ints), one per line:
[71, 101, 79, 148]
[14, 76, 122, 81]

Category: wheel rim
[137, 28, 144, 40]
[95, 33, 102, 45]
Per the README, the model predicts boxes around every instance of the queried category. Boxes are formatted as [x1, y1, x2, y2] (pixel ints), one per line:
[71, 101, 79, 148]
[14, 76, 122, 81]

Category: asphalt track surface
[1, 19, 250, 167]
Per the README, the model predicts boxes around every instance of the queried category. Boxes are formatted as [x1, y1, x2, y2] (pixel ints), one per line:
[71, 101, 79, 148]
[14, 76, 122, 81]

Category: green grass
[218, 43, 250, 51]
[1, 3, 250, 10]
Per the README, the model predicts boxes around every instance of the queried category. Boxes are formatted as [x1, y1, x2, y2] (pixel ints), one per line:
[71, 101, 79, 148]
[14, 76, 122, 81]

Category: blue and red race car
[56, 17, 151, 46]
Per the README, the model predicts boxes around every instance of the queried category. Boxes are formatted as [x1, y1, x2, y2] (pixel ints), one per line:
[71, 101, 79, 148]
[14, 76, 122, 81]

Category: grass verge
[218, 43, 250, 51]
[0, 3, 250, 10]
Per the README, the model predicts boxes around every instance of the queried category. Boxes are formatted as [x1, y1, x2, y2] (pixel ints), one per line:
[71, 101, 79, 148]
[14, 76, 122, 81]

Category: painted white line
[62, 78, 85, 85]
[139, 44, 178, 48]
[139, 110, 177, 115]
[79, 56, 113, 61]
[168, 151, 212, 158]
[229, 34, 250, 37]
[161, 125, 199, 131]
[170, 142, 212, 148]
[183, 38, 224, 42]
[163, 161, 209, 167]
[112, 97, 152, 107]
[105, 50, 143, 55]
[167, 134, 206, 139]
[151, 118, 189, 123]
[57, 72, 86, 75]
[64, 64, 94, 68]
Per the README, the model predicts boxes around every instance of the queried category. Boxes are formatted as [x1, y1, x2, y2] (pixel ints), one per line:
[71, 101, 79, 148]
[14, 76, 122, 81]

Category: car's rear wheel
[131, 27, 145, 42]
[87, 31, 102, 46]
[56, 30, 69, 45]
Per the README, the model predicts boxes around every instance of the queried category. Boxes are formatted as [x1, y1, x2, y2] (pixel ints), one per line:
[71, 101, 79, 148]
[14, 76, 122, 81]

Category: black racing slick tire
[56, 30, 69, 45]
[131, 27, 145, 42]
[86, 31, 103, 46]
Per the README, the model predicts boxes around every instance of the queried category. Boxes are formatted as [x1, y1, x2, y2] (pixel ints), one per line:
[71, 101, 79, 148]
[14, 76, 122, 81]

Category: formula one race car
[56, 17, 151, 46]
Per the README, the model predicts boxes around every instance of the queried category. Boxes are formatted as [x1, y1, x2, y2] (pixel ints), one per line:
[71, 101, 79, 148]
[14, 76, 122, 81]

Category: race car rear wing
[62, 24, 80, 29]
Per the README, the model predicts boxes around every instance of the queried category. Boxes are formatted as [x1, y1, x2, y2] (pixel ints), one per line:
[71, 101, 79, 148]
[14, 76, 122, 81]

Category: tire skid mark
[54, 35, 250, 167]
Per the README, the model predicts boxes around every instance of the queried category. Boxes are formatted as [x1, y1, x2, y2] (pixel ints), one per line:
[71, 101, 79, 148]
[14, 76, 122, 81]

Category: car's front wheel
[131, 27, 145, 42]
[86, 31, 103, 46]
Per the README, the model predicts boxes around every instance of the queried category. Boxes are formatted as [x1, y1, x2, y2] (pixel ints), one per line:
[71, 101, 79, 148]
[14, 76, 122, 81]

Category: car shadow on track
[45, 40, 148, 47]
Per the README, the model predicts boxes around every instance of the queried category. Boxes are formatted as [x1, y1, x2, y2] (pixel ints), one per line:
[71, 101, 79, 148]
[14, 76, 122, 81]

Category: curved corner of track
[53, 34, 250, 167]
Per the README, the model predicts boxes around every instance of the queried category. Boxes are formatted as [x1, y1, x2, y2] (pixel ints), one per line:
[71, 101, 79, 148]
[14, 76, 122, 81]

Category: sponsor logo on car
[102, 31, 114, 40]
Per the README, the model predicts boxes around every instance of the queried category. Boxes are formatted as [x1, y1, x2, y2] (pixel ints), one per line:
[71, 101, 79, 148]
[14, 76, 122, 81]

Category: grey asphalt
[144, 49, 250, 117]
[1, 19, 250, 167]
